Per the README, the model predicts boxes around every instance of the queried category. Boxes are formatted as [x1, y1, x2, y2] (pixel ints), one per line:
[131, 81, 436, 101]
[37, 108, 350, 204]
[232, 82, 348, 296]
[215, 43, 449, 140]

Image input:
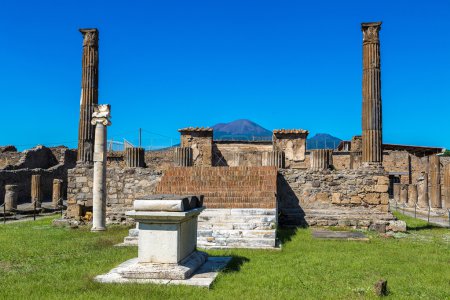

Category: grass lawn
[0, 215, 448, 299]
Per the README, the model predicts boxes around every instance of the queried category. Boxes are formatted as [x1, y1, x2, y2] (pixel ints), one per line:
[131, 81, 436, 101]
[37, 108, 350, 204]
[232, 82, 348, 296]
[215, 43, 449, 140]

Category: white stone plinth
[126, 207, 204, 264]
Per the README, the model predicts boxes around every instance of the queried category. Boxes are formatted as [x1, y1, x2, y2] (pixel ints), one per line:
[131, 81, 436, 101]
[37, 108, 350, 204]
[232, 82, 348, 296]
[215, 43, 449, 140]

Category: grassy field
[0, 215, 448, 300]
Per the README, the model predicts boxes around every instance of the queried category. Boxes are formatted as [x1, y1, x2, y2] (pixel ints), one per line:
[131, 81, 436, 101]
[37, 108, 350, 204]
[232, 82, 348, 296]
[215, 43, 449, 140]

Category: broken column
[174, 147, 193, 167]
[125, 147, 146, 168]
[77, 28, 99, 163]
[4, 185, 18, 211]
[91, 104, 111, 231]
[400, 184, 408, 205]
[417, 173, 429, 208]
[393, 183, 401, 203]
[178, 127, 213, 166]
[361, 22, 383, 166]
[429, 155, 441, 208]
[31, 174, 42, 208]
[444, 164, 450, 208]
[408, 184, 418, 207]
[309, 149, 332, 171]
[52, 179, 63, 208]
[263, 151, 285, 169]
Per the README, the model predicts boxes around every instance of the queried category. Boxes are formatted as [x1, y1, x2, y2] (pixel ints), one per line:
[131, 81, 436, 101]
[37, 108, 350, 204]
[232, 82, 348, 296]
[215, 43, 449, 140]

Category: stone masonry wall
[278, 168, 392, 227]
[67, 165, 161, 222]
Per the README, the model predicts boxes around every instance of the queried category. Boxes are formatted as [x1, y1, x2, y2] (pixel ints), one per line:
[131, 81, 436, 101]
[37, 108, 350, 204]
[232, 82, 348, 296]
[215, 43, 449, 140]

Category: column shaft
[361, 22, 383, 165]
[31, 174, 42, 208]
[429, 155, 441, 208]
[4, 185, 18, 211]
[77, 29, 99, 163]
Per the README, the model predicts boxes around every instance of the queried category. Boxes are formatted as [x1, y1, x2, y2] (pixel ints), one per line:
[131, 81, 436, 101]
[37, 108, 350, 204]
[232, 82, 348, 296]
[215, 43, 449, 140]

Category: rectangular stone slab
[134, 199, 188, 212]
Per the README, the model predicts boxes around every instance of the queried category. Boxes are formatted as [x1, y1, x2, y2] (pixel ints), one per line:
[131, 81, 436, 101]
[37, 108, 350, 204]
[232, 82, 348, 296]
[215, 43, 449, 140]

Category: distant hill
[306, 133, 342, 150]
[213, 119, 272, 141]
[211, 119, 342, 149]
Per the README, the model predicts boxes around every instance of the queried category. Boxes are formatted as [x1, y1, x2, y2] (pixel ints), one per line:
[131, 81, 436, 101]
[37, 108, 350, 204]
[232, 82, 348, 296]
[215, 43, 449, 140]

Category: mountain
[211, 120, 342, 148]
[306, 133, 342, 150]
[212, 119, 272, 141]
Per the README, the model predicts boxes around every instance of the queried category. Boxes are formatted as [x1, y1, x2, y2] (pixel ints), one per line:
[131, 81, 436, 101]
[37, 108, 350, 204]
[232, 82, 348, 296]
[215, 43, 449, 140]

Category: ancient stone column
[125, 147, 146, 168]
[91, 104, 111, 231]
[263, 151, 285, 169]
[361, 22, 383, 165]
[408, 184, 418, 207]
[429, 155, 441, 208]
[310, 149, 332, 171]
[4, 185, 18, 211]
[77, 28, 99, 163]
[52, 179, 63, 208]
[174, 147, 193, 167]
[393, 183, 401, 203]
[417, 173, 429, 208]
[31, 174, 42, 208]
[400, 184, 408, 205]
[444, 164, 450, 209]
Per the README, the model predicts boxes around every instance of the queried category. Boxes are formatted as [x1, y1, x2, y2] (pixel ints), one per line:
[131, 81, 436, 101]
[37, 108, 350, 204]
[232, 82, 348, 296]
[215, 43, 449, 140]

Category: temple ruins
[1, 23, 449, 247]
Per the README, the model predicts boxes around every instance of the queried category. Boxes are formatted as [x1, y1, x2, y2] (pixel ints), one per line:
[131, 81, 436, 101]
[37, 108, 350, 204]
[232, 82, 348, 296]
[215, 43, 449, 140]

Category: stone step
[198, 215, 276, 224]
[197, 229, 276, 239]
[197, 237, 276, 248]
[198, 222, 275, 230]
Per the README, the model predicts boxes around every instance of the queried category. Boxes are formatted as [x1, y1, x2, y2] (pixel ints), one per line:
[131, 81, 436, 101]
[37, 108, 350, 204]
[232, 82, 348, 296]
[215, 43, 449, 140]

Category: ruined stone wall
[0, 165, 67, 204]
[180, 131, 213, 166]
[278, 168, 391, 227]
[67, 165, 161, 222]
[212, 142, 272, 166]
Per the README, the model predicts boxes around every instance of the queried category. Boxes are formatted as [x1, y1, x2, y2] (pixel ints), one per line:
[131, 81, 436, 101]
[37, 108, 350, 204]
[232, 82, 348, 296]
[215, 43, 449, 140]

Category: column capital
[79, 28, 98, 47]
[91, 104, 112, 126]
[361, 22, 382, 44]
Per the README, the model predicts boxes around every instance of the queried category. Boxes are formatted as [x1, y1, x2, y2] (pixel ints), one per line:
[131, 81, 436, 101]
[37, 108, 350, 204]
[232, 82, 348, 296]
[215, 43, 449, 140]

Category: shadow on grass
[222, 255, 250, 273]
[407, 223, 443, 231]
[277, 227, 299, 246]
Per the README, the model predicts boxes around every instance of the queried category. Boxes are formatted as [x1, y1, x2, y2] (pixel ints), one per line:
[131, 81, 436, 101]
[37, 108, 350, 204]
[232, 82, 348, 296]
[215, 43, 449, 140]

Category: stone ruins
[1, 23, 449, 248]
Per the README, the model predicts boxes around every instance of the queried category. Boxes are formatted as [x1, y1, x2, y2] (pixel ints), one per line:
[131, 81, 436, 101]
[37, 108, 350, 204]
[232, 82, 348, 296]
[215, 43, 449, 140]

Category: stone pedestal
[52, 179, 63, 208]
[31, 174, 42, 208]
[91, 104, 111, 231]
[408, 184, 418, 207]
[95, 196, 230, 287]
[4, 185, 18, 211]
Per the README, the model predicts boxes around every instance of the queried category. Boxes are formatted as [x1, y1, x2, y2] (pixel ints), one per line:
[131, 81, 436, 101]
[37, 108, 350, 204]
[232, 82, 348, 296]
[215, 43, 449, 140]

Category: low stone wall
[278, 168, 393, 228]
[66, 165, 161, 223]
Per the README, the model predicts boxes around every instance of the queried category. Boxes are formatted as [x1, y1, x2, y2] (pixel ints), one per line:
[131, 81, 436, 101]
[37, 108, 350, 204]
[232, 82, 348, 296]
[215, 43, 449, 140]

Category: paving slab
[312, 230, 368, 240]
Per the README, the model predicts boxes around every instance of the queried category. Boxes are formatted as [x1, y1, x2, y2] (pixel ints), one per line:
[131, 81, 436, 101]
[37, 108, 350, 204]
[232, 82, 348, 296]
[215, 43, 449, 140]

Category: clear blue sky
[0, 0, 449, 150]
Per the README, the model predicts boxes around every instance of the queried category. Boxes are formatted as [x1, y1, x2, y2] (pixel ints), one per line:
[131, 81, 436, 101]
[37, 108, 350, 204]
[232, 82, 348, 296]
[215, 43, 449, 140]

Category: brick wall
[156, 166, 277, 209]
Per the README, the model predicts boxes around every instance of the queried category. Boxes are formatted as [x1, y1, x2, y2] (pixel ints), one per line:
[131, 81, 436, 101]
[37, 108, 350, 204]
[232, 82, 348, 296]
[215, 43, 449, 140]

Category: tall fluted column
[361, 22, 383, 165]
[91, 105, 111, 231]
[31, 174, 42, 208]
[77, 28, 99, 163]
[417, 173, 429, 208]
[429, 155, 441, 208]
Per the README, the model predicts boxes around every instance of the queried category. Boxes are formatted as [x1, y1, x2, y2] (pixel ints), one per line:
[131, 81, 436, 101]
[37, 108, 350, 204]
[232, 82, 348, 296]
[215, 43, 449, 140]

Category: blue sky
[0, 0, 449, 150]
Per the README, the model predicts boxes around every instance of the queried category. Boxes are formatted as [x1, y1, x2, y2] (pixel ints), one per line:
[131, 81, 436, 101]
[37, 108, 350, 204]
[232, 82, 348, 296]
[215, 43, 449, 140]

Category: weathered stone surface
[361, 22, 383, 165]
[77, 28, 99, 163]
[429, 155, 441, 208]
[386, 220, 407, 232]
[4, 184, 18, 211]
[178, 128, 213, 167]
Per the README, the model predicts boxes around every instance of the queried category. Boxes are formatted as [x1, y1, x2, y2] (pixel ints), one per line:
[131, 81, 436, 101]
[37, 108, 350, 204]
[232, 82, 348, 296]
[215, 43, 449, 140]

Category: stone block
[386, 220, 406, 232]
[331, 193, 341, 204]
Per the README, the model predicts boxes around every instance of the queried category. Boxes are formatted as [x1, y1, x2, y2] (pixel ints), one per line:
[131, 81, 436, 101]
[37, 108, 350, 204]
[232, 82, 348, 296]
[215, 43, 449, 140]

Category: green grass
[0, 216, 449, 299]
